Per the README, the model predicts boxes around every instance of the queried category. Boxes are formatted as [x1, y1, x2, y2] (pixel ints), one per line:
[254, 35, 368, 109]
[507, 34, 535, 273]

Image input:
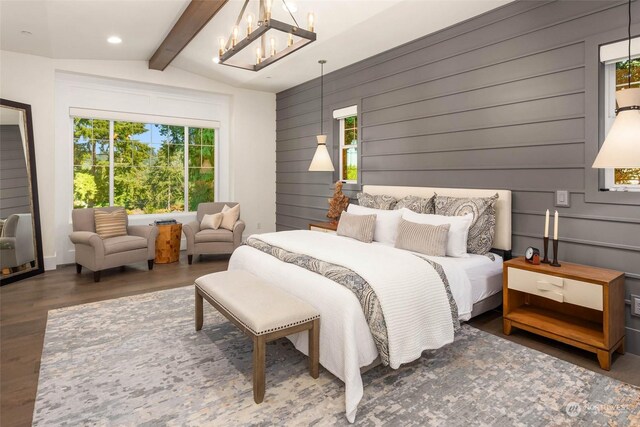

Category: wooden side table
[503, 257, 625, 370]
[155, 223, 182, 264]
[308, 222, 338, 235]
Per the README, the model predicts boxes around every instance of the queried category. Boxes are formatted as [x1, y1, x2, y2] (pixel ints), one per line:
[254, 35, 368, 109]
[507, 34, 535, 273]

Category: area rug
[33, 286, 640, 426]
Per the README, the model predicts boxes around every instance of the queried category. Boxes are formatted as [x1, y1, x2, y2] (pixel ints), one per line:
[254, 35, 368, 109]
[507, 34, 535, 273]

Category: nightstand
[503, 257, 625, 370]
[308, 222, 337, 235]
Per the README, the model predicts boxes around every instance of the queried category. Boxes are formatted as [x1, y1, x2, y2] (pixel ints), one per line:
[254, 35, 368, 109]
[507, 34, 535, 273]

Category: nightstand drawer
[507, 267, 602, 310]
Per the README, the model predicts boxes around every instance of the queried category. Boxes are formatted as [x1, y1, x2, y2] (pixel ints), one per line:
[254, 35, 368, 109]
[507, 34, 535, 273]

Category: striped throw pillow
[94, 208, 127, 239]
[336, 212, 376, 243]
[395, 219, 450, 257]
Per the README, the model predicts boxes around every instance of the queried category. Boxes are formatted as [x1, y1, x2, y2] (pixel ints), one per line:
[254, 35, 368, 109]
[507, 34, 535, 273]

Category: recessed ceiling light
[282, 0, 297, 13]
[107, 36, 122, 44]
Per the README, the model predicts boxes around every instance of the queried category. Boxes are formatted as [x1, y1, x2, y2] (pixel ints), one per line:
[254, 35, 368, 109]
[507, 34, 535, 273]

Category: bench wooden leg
[253, 335, 266, 404]
[309, 319, 319, 379]
[195, 288, 203, 331]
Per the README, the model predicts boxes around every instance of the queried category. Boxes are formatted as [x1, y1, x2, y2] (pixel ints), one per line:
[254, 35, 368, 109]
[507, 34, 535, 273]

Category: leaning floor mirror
[0, 99, 44, 285]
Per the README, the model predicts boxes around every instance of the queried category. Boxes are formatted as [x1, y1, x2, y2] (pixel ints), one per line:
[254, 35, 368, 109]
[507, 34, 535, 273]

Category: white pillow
[347, 204, 403, 246]
[201, 212, 223, 230]
[220, 204, 240, 231]
[401, 209, 473, 258]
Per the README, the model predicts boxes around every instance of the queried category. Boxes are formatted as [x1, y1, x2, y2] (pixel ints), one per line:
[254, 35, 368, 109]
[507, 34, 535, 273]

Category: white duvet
[229, 230, 472, 422]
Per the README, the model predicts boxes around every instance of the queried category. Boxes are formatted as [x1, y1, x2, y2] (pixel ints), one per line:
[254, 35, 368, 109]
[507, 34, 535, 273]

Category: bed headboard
[362, 185, 512, 252]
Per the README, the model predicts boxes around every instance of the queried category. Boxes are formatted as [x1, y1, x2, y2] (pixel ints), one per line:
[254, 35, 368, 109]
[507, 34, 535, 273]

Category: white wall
[0, 50, 276, 268]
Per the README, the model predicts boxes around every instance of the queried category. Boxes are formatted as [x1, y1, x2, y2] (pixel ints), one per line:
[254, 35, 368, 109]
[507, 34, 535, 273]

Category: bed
[228, 185, 511, 422]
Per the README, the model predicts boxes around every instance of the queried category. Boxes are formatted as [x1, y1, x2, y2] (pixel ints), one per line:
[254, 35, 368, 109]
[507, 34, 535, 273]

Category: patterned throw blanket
[246, 236, 460, 366]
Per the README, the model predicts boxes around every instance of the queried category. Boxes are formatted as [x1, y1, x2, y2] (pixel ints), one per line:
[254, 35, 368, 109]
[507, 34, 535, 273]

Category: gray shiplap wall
[276, 0, 640, 354]
[0, 125, 30, 218]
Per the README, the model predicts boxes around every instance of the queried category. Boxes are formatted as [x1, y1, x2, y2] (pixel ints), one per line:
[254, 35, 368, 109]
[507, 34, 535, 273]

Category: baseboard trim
[624, 327, 640, 356]
[44, 256, 57, 271]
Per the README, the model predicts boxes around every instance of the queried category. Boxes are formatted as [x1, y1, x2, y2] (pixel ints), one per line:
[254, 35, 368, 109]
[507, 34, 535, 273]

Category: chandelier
[217, 0, 316, 71]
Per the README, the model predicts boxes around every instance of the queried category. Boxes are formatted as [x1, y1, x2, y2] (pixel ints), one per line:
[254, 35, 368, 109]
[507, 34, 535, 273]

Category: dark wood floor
[0, 254, 228, 427]
[2, 255, 639, 427]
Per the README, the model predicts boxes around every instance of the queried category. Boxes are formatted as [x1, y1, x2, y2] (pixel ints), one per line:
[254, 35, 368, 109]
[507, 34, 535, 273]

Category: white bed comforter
[229, 230, 463, 422]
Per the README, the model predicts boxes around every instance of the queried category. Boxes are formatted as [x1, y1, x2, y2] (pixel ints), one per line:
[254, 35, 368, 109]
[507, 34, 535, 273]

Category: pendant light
[593, 0, 640, 168]
[309, 60, 335, 171]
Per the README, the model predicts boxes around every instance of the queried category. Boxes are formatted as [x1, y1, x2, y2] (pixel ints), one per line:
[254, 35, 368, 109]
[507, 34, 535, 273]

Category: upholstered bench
[194, 270, 320, 404]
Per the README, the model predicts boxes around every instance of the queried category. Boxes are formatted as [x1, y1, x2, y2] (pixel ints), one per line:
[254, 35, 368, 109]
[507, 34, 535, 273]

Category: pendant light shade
[592, 88, 640, 168]
[309, 60, 335, 172]
[309, 135, 334, 171]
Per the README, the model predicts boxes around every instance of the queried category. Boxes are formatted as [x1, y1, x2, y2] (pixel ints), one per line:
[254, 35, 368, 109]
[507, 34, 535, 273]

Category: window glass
[612, 58, 640, 186]
[338, 113, 358, 183]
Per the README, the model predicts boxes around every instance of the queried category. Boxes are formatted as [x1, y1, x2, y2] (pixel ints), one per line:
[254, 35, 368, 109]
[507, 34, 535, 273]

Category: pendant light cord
[629, 0, 632, 88]
[320, 60, 324, 135]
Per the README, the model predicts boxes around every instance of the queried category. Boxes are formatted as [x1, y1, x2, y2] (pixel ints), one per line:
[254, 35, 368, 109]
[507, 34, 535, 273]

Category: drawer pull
[536, 280, 563, 289]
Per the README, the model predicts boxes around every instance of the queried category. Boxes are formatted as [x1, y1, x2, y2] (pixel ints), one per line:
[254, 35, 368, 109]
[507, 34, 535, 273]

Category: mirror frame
[0, 99, 44, 285]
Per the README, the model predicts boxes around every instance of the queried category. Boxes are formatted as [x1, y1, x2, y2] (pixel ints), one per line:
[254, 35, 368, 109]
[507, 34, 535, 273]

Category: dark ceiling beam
[149, 0, 228, 71]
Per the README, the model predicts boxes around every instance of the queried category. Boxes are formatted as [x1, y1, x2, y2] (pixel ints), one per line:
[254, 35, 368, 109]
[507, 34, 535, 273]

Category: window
[602, 37, 640, 190]
[334, 106, 358, 183]
[73, 117, 216, 214]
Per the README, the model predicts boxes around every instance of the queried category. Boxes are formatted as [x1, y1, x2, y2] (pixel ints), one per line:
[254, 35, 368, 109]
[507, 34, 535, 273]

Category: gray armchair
[69, 207, 158, 282]
[0, 214, 35, 271]
[183, 202, 245, 264]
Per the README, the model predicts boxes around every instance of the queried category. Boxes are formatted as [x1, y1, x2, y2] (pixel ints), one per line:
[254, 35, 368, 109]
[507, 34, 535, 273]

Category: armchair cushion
[94, 208, 127, 239]
[103, 235, 147, 255]
[195, 229, 234, 243]
[220, 204, 240, 230]
[201, 213, 223, 230]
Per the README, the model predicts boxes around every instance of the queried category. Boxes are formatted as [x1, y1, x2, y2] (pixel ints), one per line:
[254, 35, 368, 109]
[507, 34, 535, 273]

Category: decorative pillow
[356, 192, 397, 210]
[94, 208, 127, 239]
[393, 195, 435, 214]
[395, 219, 450, 257]
[201, 212, 223, 230]
[347, 204, 403, 246]
[336, 212, 376, 243]
[220, 204, 240, 231]
[434, 194, 498, 255]
[401, 209, 473, 258]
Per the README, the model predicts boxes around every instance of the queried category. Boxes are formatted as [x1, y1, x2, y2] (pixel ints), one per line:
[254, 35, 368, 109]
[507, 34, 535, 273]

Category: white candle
[554, 210, 559, 240]
[544, 209, 549, 238]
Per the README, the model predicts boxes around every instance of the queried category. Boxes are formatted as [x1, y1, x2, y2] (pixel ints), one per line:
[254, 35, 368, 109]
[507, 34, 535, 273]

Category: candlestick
[542, 236, 550, 264]
[551, 238, 561, 267]
[553, 210, 558, 240]
[544, 209, 549, 238]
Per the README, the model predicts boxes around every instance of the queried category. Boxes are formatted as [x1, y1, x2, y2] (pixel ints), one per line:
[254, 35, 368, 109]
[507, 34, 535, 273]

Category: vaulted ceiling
[0, 0, 511, 92]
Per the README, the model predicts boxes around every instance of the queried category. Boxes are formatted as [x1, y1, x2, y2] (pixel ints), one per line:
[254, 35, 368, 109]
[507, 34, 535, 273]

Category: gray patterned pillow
[356, 192, 397, 210]
[336, 212, 376, 243]
[434, 194, 498, 255]
[395, 219, 449, 256]
[394, 195, 435, 214]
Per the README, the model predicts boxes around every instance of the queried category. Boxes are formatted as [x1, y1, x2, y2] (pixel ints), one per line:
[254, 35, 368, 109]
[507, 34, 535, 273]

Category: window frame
[602, 53, 640, 191]
[71, 113, 219, 216]
[583, 25, 640, 205]
[333, 105, 359, 185]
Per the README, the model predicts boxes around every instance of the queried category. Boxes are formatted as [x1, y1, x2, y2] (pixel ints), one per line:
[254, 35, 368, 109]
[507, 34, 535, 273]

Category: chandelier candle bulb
[308, 12, 315, 32]
[232, 26, 238, 47]
[218, 37, 225, 56]
[256, 47, 262, 64]
[247, 14, 253, 36]
[288, 33, 293, 47]
[270, 38, 276, 56]
[265, 0, 272, 19]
